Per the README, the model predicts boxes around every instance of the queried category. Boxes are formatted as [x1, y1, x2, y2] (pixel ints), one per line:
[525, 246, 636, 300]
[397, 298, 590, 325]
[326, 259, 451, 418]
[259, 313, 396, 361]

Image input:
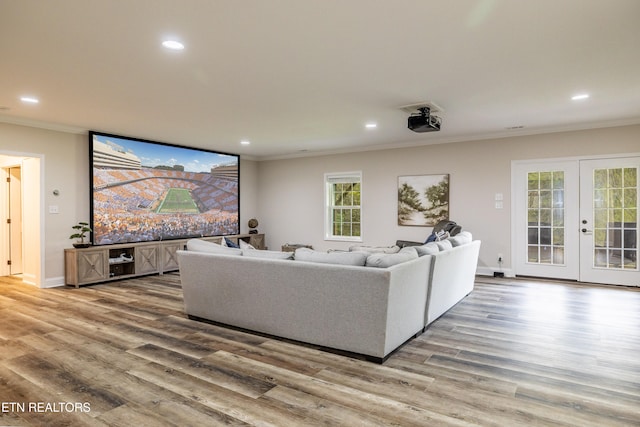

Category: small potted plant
[70, 221, 92, 248]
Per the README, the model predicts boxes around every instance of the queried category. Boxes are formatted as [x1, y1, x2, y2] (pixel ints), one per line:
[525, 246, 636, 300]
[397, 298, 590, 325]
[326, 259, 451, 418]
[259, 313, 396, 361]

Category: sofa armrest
[426, 240, 481, 326]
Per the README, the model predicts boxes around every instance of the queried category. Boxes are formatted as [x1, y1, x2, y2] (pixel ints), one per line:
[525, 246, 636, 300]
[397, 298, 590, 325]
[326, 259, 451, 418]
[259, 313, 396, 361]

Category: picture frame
[398, 174, 449, 226]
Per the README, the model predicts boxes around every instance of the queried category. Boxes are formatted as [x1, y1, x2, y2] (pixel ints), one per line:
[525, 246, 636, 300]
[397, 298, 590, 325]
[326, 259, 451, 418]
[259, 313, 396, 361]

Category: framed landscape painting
[398, 174, 449, 226]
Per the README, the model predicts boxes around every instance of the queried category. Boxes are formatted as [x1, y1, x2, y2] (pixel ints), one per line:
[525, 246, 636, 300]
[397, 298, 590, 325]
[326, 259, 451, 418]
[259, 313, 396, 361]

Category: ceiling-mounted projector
[408, 106, 442, 133]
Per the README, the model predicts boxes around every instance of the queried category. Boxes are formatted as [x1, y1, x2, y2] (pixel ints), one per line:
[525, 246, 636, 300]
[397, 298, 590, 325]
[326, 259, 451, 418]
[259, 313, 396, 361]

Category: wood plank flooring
[1, 273, 639, 426]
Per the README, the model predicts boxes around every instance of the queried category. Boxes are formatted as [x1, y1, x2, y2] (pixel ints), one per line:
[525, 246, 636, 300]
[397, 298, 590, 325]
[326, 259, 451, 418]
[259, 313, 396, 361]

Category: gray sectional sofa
[177, 233, 480, 362]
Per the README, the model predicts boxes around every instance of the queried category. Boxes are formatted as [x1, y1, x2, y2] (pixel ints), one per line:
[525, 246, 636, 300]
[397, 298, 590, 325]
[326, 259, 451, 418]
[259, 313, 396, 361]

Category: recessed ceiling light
[20, 96, 39, 104]
[240, 140, 251, 145]
[571, 94, 589, 101]
[365, 123, 377, 129]
[162, 40, 184, 50]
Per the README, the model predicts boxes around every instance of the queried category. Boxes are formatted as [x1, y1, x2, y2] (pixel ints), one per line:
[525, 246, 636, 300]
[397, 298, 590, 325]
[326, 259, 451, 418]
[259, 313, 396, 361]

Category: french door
[514, 156, 639, 286]
[579, 158, 638, 285]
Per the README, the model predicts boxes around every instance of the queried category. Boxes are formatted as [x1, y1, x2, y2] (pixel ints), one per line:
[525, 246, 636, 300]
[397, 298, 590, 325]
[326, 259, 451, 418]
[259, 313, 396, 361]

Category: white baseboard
[43, 276, 66, 288]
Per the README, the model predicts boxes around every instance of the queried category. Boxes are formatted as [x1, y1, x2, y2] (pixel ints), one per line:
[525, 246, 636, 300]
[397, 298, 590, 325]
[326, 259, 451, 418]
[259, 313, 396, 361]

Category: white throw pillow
[239, 239, 256, 250]
[186, 239, 242, 256]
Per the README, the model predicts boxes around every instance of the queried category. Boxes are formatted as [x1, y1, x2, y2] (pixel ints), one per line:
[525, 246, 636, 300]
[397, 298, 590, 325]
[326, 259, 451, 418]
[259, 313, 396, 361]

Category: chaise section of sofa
[177, 249, 433, 362]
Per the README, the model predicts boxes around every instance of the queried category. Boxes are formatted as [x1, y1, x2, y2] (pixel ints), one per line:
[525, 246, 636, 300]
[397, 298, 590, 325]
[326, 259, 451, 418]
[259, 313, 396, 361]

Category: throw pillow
[294, 248, 367, 266]
[186, 239, 243, 256]
[223, 237, 240, 248]
[238, 239, 255, 250]
[365, 246, 419, 268]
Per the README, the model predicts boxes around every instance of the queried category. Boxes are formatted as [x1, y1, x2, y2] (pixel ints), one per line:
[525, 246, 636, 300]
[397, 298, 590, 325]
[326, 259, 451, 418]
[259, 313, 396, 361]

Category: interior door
[9, 167, 23, 275]
[579, 157, 639, 286]
[514, 160, 579, 280]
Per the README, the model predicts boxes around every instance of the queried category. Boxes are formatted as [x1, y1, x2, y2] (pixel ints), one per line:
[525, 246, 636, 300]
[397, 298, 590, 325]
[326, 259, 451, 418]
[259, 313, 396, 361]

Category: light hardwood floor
[1, 273, 639, 426]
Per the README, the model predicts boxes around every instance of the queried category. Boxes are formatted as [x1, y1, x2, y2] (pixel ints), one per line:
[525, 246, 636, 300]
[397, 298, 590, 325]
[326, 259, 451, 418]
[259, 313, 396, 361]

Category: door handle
[581, 228, 593, 234]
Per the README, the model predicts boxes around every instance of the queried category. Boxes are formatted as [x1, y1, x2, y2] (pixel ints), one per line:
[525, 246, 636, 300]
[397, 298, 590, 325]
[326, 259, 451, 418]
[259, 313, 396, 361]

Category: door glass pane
[526, 170, 565, 265]
[592, 167, 638, 270]
[553, 228, 564, 245]
[553, 247, 564, 264]
[553, 209, 564, 226]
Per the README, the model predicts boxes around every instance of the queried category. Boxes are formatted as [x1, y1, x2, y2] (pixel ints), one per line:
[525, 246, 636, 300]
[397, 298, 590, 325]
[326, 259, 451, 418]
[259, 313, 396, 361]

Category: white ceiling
[1, 0, 639, 160]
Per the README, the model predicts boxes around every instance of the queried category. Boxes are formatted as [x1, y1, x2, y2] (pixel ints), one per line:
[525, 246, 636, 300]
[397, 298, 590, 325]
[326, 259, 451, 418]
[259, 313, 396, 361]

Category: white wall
[21, 157, 41, 285]
[257, 124, 640, 273]
[2, 121, 638, 284]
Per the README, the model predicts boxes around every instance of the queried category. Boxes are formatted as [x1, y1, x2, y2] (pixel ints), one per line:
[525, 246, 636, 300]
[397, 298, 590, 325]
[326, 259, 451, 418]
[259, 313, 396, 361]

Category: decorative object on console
[398, 174, 449, 227]
[108, 252, 134, 264]
[248, 218, 259, 234]
[70, 221, 92, 248]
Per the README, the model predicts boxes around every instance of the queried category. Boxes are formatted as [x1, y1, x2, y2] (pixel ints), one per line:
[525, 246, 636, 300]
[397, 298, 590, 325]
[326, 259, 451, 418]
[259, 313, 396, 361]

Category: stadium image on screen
[90, 132, 239, 245]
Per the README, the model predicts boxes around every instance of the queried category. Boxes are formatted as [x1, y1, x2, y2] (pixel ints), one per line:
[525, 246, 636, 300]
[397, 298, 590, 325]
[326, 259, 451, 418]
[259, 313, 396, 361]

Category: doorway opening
[0, 153, 42, 285]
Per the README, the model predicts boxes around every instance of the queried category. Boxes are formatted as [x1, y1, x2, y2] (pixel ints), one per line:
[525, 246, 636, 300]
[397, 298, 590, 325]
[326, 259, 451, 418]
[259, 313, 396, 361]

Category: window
[325, 172, 362, 241]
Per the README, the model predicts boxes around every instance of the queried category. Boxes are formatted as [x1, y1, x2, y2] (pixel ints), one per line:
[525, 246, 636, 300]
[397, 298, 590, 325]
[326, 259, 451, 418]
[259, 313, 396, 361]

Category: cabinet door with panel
[248, 234, 265, 250]
[135, 245, 159, 274]
[75, 249, 108, 284]
[161, 241, 183, 272]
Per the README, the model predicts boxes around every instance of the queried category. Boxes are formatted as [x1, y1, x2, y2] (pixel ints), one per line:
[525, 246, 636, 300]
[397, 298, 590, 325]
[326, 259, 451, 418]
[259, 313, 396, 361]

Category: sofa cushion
[415, 242, 440, 256]
[186, 239, 243, 256]
[435, 239, 453, 251]
[349, 245, 400, 254]
[294, 248, 367, 266]
[365, 246, 419, 268]
[242, 249, 294, 260]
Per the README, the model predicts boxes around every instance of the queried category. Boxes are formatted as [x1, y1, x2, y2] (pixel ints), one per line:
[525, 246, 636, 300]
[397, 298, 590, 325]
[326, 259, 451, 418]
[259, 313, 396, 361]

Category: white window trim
[324, 171, 363, 242]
